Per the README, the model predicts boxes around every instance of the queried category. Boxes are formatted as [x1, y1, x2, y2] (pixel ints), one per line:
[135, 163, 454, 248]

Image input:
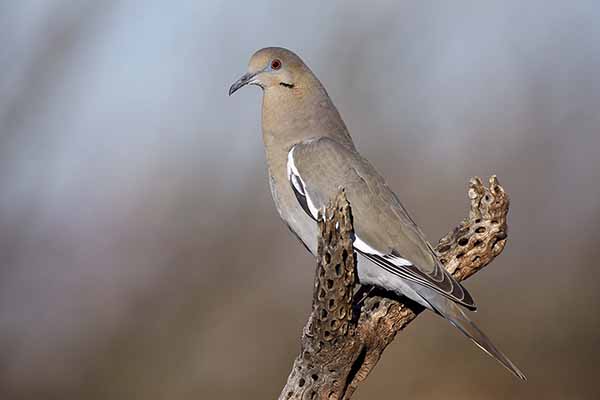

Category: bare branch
[278, 176, 510, 400]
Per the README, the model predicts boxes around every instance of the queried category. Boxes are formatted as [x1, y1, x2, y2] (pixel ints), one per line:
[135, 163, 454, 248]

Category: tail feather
[424, 291, 527, 380]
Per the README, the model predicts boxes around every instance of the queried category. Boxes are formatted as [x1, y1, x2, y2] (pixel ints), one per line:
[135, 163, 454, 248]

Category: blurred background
[1, 1, 599, 399]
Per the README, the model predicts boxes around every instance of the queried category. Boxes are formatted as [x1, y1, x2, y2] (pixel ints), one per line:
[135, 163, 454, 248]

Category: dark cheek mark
[280, 82, 295, 89]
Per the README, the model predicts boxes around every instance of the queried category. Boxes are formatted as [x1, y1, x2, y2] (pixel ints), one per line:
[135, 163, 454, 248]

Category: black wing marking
[289, 168, 318, 221]
[359, 250, 476, 310]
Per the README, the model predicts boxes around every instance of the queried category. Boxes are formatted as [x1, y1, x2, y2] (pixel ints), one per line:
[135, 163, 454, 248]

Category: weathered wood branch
[278, 176, 510, 400]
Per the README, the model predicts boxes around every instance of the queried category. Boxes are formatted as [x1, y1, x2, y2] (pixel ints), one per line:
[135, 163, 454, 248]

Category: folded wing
[287, 137, 476, 310]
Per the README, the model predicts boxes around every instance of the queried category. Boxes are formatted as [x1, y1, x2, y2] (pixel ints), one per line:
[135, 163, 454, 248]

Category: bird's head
[229, 47, 307, 96]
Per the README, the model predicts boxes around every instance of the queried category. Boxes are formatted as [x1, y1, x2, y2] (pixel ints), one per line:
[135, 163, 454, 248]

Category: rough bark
[278, 176, 510, 400]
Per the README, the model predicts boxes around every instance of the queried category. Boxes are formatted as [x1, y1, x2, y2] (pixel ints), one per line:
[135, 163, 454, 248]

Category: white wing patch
[382, 253, 413, 267]
[354, 237, 413, 267]
[353, 235, 385, 256]
[287, 146, 320, 219]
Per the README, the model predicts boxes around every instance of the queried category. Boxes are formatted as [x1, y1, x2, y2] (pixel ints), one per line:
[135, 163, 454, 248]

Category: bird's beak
[229, 72, 258, 96]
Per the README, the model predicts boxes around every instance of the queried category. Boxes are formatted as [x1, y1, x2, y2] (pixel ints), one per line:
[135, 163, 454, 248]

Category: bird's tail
[424, 292, 527, 380]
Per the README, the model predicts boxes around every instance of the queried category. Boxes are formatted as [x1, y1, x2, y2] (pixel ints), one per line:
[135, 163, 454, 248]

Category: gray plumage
[229, 47, 526, 380]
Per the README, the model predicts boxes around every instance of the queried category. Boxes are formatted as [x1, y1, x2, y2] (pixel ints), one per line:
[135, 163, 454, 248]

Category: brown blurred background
[1, 1, 599, 399]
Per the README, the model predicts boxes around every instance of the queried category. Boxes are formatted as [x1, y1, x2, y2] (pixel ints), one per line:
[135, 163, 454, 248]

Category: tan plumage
[229, 46, 525, 380]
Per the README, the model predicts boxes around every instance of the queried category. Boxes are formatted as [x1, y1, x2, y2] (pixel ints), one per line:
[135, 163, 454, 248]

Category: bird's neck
[260, 74, 355, 159]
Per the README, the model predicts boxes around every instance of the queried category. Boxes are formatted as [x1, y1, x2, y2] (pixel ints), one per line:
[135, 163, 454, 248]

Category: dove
[229, 47, 525, 380]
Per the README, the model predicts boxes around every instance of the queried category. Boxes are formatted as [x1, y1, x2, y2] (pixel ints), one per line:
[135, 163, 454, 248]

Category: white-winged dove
[229, 47, 525, 380]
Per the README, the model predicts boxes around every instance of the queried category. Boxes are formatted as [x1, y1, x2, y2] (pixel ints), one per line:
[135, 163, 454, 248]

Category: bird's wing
[287, 137, 476, 310]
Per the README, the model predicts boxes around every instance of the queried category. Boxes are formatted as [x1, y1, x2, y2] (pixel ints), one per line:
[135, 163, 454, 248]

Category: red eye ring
[271, 59, 282, 70]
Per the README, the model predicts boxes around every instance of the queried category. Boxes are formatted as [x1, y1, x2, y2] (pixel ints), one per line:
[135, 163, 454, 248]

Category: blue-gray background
[1, 1, 599, 399]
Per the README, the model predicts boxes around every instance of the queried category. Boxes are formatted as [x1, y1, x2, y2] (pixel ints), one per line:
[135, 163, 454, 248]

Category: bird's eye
[270, 59, 282, 70]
